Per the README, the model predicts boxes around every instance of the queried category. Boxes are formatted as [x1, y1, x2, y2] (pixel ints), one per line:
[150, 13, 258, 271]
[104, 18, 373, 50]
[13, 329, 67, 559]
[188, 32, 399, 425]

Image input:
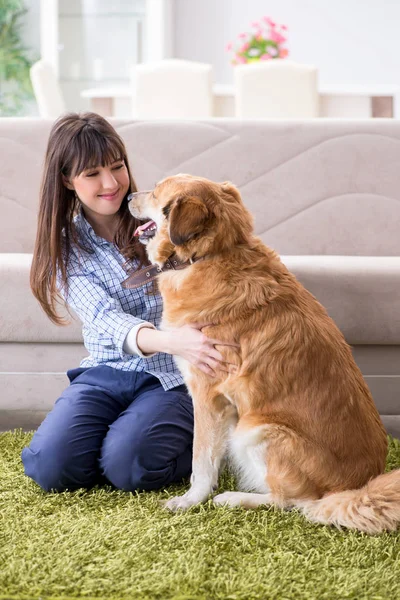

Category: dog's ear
[220, 181, 241, 203]
[167, 196, 209, 246]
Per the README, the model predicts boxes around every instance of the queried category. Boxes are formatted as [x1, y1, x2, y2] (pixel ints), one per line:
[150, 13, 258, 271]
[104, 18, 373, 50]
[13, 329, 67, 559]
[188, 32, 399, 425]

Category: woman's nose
[101, 169, 118, 189]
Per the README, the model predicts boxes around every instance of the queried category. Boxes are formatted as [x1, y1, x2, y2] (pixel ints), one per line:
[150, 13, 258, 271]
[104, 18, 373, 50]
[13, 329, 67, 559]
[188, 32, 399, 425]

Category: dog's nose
[128, 190, 153, 202]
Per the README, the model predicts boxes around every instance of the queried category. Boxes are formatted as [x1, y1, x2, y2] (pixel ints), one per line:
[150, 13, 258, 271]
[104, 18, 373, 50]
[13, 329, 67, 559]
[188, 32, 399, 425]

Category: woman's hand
[164, 323, 240, 377]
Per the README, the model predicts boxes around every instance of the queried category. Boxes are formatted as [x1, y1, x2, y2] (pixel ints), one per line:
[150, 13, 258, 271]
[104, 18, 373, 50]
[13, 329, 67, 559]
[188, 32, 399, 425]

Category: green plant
[0, 0, 35, 115]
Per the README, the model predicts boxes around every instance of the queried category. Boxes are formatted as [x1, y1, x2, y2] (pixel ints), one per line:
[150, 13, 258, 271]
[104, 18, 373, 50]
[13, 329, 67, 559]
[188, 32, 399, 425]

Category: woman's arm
[59, 267, 154, 360]
[137, 323, 238, 377]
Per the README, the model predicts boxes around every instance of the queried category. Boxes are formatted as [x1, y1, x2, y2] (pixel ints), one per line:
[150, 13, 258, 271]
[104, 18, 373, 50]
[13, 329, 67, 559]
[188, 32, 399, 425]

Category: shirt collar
[74, 209, 110, 247]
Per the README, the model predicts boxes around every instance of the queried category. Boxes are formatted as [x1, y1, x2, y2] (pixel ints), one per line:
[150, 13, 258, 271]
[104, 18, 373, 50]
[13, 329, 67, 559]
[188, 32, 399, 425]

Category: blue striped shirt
[59, 211, 184, 391]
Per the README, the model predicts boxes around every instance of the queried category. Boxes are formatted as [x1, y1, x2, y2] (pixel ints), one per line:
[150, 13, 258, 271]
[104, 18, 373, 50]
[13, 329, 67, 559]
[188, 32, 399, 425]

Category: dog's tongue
[134, 220, 156, 237]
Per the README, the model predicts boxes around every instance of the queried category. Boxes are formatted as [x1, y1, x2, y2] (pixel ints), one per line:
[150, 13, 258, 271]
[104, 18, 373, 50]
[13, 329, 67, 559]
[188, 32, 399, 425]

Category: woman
[22, 112, 236, 493]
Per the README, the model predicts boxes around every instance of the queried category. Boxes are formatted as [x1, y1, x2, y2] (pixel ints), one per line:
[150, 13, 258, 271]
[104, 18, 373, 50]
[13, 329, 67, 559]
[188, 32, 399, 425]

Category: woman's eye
[86, 172, 98, 177]
[113, 164, 124, 170]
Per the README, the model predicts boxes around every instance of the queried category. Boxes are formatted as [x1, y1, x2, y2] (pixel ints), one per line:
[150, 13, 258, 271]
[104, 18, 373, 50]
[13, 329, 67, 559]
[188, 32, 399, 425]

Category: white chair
[131, 59, 213, 119]
[30, 60, 66, 118]
[234, 60, 319, 119]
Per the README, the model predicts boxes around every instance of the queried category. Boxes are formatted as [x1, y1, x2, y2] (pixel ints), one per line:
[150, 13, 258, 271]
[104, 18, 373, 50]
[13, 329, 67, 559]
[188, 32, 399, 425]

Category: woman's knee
[22, 432, 99, 492]
[100, 434, 192, 492]
[21, 375, 121, 492]
[101, 386, 194, 491]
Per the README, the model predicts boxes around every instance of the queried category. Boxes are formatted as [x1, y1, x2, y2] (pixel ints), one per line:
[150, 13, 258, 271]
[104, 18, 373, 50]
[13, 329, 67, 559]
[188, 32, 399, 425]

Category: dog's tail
[298, 469, 400, 534]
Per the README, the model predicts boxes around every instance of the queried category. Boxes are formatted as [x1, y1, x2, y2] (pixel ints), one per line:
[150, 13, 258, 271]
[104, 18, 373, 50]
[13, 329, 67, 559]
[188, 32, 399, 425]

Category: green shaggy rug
[1, 430, 400, 600]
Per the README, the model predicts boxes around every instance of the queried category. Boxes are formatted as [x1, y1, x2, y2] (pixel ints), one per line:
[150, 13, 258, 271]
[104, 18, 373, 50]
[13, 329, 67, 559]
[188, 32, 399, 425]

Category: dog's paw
[213, 491, 244, 507]
[213, 491, 273, 509]
[162, 494, 199, 512]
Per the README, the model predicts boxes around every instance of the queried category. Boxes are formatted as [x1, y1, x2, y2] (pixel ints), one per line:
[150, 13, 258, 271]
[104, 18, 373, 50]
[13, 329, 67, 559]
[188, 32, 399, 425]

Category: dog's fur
[129, 174, 400, 533]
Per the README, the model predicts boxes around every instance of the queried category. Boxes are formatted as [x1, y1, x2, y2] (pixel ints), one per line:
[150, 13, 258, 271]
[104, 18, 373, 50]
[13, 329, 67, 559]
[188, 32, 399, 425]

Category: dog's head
[128, 174, 254, 263]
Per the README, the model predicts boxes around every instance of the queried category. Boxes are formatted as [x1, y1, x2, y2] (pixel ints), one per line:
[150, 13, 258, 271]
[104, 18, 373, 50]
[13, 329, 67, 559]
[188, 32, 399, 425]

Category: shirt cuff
[123, 322, 157, 358]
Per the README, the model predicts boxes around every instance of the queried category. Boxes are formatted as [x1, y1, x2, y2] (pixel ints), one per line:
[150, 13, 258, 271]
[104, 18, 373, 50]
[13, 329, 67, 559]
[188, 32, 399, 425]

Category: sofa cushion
[284, 255, 400, 344]
[0, 253, 82, 343]
[0, 253, 399, 345]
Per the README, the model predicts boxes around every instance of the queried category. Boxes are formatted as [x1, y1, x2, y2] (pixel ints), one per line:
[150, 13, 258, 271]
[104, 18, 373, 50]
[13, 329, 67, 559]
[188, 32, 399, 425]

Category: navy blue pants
[21, 366, 194, 493]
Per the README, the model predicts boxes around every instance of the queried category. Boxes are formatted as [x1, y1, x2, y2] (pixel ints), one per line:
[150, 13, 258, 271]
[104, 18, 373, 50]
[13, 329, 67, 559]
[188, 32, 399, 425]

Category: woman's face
[64, 159, 130, 223]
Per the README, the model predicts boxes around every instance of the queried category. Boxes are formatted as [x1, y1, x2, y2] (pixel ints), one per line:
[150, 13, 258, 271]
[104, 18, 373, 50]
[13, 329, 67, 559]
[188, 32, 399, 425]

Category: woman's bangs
[70, 128, 125, 177]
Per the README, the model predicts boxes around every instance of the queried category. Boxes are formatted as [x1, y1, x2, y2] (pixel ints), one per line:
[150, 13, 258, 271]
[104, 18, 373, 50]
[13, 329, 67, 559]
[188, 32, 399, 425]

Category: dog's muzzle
[128, 190, 157, 243]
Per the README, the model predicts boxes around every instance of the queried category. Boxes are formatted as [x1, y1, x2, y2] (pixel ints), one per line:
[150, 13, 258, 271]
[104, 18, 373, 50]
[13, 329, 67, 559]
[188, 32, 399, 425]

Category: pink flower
[235, 54, 247, 64]
[227, 16, 289, 66]
[270, 30, 286, 44]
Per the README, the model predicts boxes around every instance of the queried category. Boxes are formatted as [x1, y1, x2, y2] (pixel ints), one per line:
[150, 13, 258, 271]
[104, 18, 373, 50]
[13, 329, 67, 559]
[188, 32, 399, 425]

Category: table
[81, 83, 400, 118]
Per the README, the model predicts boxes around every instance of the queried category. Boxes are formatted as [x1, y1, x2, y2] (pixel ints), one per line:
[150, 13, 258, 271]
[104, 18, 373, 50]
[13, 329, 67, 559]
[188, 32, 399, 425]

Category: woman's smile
[98, 189, 120, 201]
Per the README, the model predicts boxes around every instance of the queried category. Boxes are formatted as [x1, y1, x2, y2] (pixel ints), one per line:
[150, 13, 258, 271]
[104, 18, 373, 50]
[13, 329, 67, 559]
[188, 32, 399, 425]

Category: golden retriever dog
[128, 174, 400, 533]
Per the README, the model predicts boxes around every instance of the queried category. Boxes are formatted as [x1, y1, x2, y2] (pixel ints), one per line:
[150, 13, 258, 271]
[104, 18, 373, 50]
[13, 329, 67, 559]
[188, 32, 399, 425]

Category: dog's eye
[163, 200, 173, 218]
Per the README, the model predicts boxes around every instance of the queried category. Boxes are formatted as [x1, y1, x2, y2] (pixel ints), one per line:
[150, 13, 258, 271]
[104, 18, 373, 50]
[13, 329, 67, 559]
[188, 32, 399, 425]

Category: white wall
[174, 0, 400, 86]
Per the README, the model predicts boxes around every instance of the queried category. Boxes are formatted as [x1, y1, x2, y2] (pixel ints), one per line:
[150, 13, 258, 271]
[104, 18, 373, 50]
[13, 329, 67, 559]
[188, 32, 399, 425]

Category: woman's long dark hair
[30, 112, 149, 325]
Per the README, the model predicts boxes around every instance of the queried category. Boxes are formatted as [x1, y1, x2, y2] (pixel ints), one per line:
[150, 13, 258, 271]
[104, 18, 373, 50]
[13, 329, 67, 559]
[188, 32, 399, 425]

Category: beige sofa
[1, 118, 399, 436]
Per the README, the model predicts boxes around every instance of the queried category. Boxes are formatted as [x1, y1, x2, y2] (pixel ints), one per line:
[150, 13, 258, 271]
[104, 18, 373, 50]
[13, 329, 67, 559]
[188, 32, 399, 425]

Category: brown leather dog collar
[121, 253, 203, 289]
